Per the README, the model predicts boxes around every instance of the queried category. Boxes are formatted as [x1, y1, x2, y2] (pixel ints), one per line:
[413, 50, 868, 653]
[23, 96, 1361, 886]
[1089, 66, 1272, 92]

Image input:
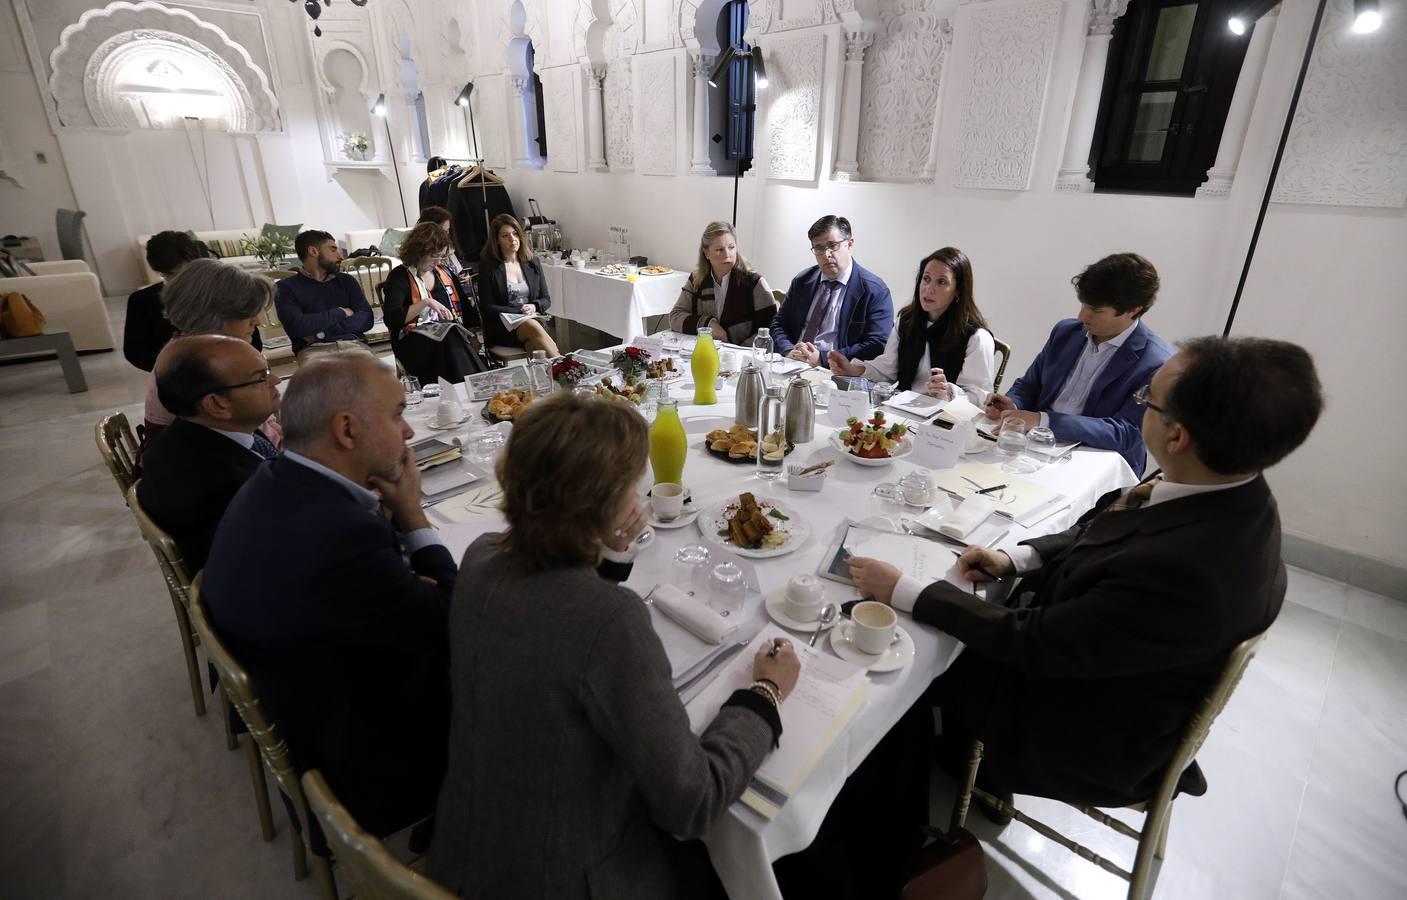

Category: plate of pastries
[640, 265, 673, 275]
[483, 388, 536, 423]
[704, 424, 793, 464]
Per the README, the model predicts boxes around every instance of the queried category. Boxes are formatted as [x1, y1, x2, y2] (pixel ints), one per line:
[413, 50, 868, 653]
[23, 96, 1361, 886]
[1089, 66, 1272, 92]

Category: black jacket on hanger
[449, 180, 515, 262]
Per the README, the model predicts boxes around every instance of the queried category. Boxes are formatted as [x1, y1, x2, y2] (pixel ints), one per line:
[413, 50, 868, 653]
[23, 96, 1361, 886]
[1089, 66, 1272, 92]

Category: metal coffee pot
[735, 364, 766, 427]
[783, 376, 816, 444]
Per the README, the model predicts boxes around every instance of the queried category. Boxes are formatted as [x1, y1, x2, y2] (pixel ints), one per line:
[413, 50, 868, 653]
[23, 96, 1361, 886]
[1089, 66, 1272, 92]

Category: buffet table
[408, 370, 1136, 900]
[538, 262, 689, 341]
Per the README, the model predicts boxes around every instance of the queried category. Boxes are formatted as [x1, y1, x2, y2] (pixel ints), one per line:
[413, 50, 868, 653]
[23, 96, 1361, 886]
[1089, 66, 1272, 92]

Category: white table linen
[539, 262, 689, 340]
[411, 375, 1136, 900]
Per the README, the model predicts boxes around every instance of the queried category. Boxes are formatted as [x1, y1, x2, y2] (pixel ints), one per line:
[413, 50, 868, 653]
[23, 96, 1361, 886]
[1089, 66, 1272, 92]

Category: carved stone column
[1197, 10, 1278, 199]
[689, 53, 715, 176]
[832, 31, 874, 182]
[513, 75, 544, 169]
[1055, 0, 1129, 193]
[586, 65, 609, 172]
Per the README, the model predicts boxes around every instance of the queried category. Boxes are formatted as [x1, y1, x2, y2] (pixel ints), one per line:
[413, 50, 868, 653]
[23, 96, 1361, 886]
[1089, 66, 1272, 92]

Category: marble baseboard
[1282, 532, 1407, 603]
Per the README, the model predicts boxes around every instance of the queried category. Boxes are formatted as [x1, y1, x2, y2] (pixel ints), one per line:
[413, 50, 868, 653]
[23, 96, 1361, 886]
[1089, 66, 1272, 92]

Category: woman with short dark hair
[381, 223, 489, 383]
[123, 230, 206, 371]
[428, 392, 801, 900]
[475, 213, 559, 356]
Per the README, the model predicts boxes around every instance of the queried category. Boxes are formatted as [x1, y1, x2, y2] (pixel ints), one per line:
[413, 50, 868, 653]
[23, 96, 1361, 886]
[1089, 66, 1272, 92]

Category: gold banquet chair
[992, 338, 1013, 393]
[345, 256, 395, 348]
[952, 632, 1266, 900]
[303, 770, 456, 900]
[189, 573, 339, 900]
[95, 412, 140, 496]
[126, 485, 277, 844]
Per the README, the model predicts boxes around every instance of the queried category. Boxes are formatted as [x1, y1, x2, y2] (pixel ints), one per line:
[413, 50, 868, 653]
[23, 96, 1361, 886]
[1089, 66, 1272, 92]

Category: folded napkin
[652, 584, 737, 645]
[938, 495, 999, 541]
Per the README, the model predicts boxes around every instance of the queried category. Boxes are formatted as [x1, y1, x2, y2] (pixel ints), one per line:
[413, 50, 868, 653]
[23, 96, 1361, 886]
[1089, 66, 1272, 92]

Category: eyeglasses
[809, 239, 849, 256]
[213, 368, 273, 393]
[1132, 384, 1168, 415]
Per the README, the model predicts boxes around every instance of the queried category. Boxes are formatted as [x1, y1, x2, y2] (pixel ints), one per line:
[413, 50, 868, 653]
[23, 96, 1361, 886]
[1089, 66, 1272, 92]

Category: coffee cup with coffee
[851, 600, 897, 654]
[783, 574, 825, 622]
[651, 483, 687, 521]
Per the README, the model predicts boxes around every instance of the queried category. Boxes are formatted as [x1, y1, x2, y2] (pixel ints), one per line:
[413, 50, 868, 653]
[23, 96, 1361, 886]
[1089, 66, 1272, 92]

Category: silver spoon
[809, 603, 837, 647]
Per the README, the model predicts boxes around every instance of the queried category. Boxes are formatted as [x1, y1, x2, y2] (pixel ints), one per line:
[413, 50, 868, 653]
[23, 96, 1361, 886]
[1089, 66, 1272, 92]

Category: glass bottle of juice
[692, 328, 719, 405]
[649, 398, 688, 485]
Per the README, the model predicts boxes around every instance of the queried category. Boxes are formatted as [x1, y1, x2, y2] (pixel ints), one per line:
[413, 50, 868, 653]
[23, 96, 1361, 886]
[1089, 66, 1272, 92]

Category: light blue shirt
[282, 449, 442, 554]
[1041, 318, 1139, 427]
[809, 262, 852, 356]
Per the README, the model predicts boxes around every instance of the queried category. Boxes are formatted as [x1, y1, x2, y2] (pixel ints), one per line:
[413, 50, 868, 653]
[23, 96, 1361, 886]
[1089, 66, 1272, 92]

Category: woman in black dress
[382, 223, 489, 383]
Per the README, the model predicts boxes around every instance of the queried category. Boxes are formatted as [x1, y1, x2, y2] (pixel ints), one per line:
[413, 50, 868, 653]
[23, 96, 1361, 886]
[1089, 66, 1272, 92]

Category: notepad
[686, 627, 870, 819]
[929, 462, 1070, 526]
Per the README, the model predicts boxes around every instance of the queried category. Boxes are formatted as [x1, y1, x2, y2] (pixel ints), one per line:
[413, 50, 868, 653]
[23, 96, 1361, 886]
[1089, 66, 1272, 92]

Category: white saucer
[648, 503, 700, 530]
[634, 525, 656, 550]
[425, 416, 470, 431]
[829, 620, 915, 673]
[763, 589, 838, 633]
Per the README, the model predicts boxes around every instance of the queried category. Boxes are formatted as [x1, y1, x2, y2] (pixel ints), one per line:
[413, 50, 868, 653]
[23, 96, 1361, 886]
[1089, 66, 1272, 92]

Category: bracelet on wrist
[756, 677, 781, 696]
[749, 681, 781, 710]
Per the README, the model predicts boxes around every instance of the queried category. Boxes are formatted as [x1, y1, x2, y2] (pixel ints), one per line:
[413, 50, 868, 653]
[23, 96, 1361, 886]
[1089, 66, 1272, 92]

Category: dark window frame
[1090, 0, 1254, 195]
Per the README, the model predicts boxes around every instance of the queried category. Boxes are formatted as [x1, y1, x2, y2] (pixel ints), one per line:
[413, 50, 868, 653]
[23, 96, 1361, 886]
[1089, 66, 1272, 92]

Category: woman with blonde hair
[476, 213, 559, 356]
[381, 222, 489, 383]
[428, 392, 800, 900]
[668, 221, 776, 344]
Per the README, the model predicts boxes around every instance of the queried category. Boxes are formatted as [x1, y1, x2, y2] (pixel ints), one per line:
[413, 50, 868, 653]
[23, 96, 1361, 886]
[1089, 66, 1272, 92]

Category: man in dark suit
[136, 335, 281, 570]
[771, 215, 893, 368]
[985, 253, 1174, 476]
[202, 352, 456, 837]
[850, 336, 1324, 811]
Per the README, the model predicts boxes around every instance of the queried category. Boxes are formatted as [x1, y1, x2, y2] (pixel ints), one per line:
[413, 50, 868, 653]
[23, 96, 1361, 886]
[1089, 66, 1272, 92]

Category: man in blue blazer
[985, 253, 1173, 476]
[202, 352, 455, 838]
[772, 215, 893, 368]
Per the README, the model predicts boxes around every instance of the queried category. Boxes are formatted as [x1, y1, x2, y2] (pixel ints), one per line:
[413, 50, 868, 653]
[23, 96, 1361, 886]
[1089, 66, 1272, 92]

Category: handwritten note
[912, 426, 962, 470]
[829, 388, 870, 427]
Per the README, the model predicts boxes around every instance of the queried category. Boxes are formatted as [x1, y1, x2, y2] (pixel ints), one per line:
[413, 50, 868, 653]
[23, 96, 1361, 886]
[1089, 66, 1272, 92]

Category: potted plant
[341, 131, 371, 161]
[239, 232, 296, 269]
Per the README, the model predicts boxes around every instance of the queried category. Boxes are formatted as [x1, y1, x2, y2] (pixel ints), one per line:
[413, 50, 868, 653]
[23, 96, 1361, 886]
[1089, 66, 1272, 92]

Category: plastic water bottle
[752, 328, 773, 370]
[529, 349, 552, 394]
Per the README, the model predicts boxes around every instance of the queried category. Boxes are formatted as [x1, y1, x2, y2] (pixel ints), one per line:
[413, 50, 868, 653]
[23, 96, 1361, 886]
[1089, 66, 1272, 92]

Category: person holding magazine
[475, 213, 560, 357]
[382, 223, 490, 384]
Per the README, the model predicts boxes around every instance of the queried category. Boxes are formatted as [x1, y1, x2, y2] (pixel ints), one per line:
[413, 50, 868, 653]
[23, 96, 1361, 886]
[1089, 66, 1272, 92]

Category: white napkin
[652, 584, 737, 645]
[938, 495, 998, 541]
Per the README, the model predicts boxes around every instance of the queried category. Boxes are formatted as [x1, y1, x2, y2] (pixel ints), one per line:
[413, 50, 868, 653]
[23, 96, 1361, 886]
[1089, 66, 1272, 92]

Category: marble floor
[2, 297, 1405, 899]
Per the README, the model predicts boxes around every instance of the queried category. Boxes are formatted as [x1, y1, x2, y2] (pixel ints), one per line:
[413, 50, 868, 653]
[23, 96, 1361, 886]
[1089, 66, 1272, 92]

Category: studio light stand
[372, 92, 410, 227]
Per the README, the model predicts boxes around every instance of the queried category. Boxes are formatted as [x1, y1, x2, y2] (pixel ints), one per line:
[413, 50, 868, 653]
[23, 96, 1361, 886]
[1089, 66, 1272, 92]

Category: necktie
[1108, 476, 1160, 512]
[801, 280, 841, 343]
[251, 429, 278, 460]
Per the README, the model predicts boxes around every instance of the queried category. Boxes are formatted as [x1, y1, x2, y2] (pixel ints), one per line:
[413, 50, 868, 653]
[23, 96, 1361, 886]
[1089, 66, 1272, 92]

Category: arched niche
[49, 1, 279, 131]
[319, 44, 376, 160]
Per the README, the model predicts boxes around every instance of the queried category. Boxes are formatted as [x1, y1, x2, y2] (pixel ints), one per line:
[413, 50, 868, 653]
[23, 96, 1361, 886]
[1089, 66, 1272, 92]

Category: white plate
[648, 503, 700, 530]
[829, 620, 915, 673]
[763, 588, 839, 633]
[634, 525, 656, 550]
[828, 430, 915, 466]
[697, 497, 810, 559]
[424, 415, 471, 431]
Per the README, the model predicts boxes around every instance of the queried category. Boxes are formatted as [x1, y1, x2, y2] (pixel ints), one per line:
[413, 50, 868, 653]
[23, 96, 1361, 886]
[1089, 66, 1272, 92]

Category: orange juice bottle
[649, 398, 687, 485]
[692, 328, 719, 405]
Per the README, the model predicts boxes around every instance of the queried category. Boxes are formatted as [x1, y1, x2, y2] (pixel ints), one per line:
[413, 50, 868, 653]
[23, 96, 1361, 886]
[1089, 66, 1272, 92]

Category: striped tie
[801, 280, 841, 343]
[1108, 476, 1160, 512]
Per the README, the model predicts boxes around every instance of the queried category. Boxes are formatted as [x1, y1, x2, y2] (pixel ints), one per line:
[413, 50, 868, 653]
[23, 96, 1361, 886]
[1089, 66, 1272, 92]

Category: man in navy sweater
[274, 229, 374, 360]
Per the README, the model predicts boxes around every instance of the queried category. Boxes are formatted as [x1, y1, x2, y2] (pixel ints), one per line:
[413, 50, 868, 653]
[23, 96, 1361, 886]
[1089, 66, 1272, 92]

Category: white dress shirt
[282, 449, 443, 554]
[1040, 318, 1140, 428]
[201, 423, 258, 455]
[861, 323, 996, 404]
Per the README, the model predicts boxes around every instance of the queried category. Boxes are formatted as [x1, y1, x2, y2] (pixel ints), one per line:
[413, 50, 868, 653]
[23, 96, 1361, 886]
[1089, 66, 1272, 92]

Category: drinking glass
[708, 561, 746, 617]
[401, 376, 422, 408]
[672, 545, 712, 596]
[996, 417, 1028, 459]
[1026, 425, 1057, 466]
[466, 430, 506, 465]
[868, 380, 896, 409]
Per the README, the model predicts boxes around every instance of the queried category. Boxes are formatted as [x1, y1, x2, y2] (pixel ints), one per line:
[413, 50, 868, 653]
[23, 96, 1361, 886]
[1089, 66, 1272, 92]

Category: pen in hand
[766, 638, 782, 658]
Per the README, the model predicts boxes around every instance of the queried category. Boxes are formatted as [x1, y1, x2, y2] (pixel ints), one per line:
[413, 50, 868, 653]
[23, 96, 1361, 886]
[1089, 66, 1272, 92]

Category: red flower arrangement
[611, 346, 651, 380]
[551, 358, 590, 387]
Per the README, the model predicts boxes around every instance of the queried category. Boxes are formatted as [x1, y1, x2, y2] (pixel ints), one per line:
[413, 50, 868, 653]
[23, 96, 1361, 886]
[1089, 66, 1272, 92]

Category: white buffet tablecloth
[539, 262, 689, 341]
[408, 376, 1136, 900]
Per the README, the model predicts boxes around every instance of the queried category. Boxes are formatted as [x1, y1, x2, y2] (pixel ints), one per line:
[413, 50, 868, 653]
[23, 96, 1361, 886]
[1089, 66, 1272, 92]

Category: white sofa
[135, 228, 262, 284]
[3, 260, 115, 354]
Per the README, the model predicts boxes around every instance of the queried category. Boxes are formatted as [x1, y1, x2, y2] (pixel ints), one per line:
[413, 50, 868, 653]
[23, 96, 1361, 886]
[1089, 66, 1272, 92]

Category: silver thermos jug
[735, 364, 766, 427]
[783, 376, 816, 444]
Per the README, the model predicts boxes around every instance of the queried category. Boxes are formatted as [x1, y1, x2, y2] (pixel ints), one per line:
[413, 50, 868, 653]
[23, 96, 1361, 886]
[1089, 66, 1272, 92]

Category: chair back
[1167, 632, 1264, 781]
[126, 482, 195, 602]
[992, 338, 1012, 393]
[344, 256, 394, 304]
[96, 412, 141, 495]
[772, 288, 786, 307]
[188, 573, 314, 838]
[56, 209, 88, 261]
[302, 770, 456, 900]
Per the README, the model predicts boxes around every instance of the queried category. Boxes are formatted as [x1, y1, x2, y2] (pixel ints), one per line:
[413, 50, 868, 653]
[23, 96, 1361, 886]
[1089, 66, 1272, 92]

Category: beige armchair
[4, 259, 115, 352]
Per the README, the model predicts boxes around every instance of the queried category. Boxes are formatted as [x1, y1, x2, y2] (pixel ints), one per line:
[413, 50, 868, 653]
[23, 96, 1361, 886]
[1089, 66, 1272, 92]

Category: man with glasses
[275, 229, 374, 363]
[843, 336, 1322, 837]
[136, 334, 282, 570]
[771, 215, 893, 368]
[983, 253, 1172, 477]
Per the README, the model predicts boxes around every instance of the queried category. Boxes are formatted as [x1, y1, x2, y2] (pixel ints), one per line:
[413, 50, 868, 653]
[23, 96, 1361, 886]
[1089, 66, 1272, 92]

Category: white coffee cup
[783, 574, 825, 622]
[813, 380, 832, 406]
[851, 600, 897, 654]
[435, 398, 465, 426]
[720, 350, 738, 372]
[651, 482, 686, 521]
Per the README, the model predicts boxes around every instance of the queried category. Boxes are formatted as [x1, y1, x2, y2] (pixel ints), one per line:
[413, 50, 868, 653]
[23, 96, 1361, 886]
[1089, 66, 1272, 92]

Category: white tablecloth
[539, 262, 689, 340]
[410, 379, 1135, 900]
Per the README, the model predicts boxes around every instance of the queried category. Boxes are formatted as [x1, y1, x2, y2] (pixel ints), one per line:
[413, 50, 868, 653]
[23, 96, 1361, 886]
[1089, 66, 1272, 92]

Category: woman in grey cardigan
[427, 392, 800, 899]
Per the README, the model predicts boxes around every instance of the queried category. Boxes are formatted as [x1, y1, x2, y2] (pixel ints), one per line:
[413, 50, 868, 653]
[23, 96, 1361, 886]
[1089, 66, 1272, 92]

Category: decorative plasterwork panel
[48, 1, 280, 131]
[1270, 0, 1407, 208]
[858, 0, 950, 182]
[763, 31, 824, 182]
[605, 56, 635, 170]
[608, 0, 640, 59]
[637, 53, 676, 175]
[749, 0, 826, 33]
[954, 0, 1061, 190]
[545, 65, 580, 172]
